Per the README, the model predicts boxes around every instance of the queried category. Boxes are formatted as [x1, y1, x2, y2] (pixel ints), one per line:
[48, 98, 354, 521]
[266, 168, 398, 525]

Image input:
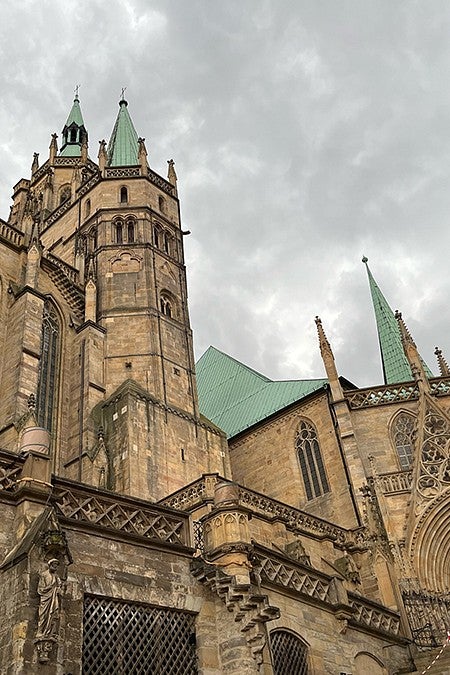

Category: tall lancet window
[392, 412, 415, 470]
[36, 302, 60, 432]
[296, 420, 329, 500]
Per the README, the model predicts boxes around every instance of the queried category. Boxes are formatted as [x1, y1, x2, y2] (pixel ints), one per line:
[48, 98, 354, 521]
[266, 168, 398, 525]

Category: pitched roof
[107, 99, 139, 167]
[196, 346, 327, 438]
[363, 258, 433, 384]
[59, 95, 87, 157]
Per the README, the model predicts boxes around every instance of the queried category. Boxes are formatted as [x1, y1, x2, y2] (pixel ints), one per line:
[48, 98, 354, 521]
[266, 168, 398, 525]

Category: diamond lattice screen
[82, 595, 197, 675]
[270, 629, 309, 675]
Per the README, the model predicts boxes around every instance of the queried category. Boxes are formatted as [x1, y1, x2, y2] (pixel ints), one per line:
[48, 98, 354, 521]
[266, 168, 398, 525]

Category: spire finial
[435, 347, 450, 377]
[74, 84, 80, 101]
[120, 87, 127, 105]
[362, 255, 368, 264]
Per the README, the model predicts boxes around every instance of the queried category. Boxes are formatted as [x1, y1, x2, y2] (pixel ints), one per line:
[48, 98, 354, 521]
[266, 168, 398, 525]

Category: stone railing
[253, 545, 402, 640]
[430, 377, 450, 396]
[376, 470, 412, 494]
[254, 547, 332, 604]
[148, 169, 176, 196]
[345, 376, 450, 409]
[160, 474, 366, 549]
[348, 594, 401, 636]
[345, 382, 419, 409]
[45, 196, 74, 226]
[46, 253, 80, 286]
[53, 480, 191, 548]
[77, 172, 101, 198]
[104, 166, 141, 178]
[0, 221, 24, 248]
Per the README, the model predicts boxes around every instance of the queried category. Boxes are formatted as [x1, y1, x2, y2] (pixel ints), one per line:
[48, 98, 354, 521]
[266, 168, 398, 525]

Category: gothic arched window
[36, 302, 60, 432]
[270, 629, 309, 675]
[120, 186, 128, 204]
[160, 293, 173, 318]
[114, 219, 123, 244]
[296, 420, 329, 500]
[154, 225, 161, 249]
[127, 218, 135, 243]
[392, 412, 415, 470]
[59, 185, 71, 205]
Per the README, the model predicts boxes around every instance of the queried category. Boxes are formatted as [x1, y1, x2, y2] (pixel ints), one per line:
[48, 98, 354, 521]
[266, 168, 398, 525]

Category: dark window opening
[70, 128, 77, 143]
[127, 220, 135, 243]
[36, 303, 60, 433]
[120, 186, 128, 203]
[296, 420, 329, 500]
[115, 221, 123, 244]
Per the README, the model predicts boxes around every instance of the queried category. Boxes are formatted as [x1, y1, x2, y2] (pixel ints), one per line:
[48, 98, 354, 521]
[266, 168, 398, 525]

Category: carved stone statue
[36, 558, 62, 639]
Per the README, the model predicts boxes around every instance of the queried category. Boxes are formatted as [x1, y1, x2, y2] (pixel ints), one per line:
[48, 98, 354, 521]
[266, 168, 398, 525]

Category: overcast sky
[1, 1, 450, 388]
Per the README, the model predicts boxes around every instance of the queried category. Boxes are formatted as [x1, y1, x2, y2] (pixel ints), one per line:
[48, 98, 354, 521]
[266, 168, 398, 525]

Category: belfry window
[127, 218, 135, 243]
[70, 128, 77, 142]
[160, 295, 173, 318]
[392, 412, 415, 470]
[296, 420, 329, 500]
[120, 186, 128, 203]
[154, 225, 161, 248]
[36, 302, 60, 432]
[115, 220, 123, 244]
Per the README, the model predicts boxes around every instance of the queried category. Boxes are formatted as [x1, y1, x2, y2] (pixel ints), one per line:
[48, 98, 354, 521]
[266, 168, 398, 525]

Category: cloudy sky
[1, 1, 450, 387]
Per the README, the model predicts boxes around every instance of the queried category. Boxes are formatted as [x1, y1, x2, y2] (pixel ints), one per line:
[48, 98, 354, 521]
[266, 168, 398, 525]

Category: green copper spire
[363, 257, 433, 384]
[107, 98, 139, 167]
[59, 93, 88, 157]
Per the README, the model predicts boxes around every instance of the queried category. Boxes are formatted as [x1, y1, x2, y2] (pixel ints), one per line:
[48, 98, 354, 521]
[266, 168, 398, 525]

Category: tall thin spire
[315, 316, 342, 401]
[107, 97, 140, 167]
[362, 256, 432, 385]
[60, 92, 88, 157]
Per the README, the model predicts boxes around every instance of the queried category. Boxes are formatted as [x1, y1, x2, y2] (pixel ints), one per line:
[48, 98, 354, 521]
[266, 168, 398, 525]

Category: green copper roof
[363, 258, 433, 384]
[196, 346, 328, 438]
[64, 95, 85, 128]
[60, 95, 87, 157]
[107, 99, 139, 166]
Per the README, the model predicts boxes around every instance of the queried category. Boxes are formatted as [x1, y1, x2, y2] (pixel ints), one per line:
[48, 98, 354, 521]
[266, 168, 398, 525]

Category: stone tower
[0, 94, 229, 501]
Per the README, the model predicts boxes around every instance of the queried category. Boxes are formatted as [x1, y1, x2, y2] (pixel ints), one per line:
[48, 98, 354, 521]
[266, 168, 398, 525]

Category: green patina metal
[107, 99, 139, 167]
[59, 95, 87, 157]
[196, 346, 327, 439]
[363, 257, 433, 384]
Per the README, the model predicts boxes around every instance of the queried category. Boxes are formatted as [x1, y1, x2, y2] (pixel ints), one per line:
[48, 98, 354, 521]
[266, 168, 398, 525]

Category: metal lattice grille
[270, 630, 308, 675]
[82, 595, 197, 675]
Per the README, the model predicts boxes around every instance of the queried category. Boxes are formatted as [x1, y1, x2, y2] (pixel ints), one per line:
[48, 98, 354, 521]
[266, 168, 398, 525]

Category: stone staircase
[411, 643, 450, 674]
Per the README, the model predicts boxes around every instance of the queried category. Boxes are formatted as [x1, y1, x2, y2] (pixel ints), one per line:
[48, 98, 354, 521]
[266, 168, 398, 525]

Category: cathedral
[0, 93, 449, 674]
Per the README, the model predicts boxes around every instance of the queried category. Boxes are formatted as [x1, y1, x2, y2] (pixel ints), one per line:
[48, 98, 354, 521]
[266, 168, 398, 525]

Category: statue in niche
[36, 558, 62, 639]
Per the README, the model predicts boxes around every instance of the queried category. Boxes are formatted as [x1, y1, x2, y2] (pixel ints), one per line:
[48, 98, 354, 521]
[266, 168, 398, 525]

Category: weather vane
[121, 87, 127, 100]
[74, 84, 81, 98]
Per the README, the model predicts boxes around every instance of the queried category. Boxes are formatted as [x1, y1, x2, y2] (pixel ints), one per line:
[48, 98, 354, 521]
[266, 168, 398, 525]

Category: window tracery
[160, 293, 174, 318]
[296, 420, 329, 500]
[36, 302, 60, 432]
[59, 185, 71, 205]
[392, 412, 416, 470]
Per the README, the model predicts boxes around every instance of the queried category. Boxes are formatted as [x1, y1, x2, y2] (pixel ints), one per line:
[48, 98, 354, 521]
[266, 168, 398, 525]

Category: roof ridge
[198, 346, 272, 382]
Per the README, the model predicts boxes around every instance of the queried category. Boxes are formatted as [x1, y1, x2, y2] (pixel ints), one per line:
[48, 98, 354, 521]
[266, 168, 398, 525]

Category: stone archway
[354, 652, 386, 675]
[411, 488, 450, 592]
